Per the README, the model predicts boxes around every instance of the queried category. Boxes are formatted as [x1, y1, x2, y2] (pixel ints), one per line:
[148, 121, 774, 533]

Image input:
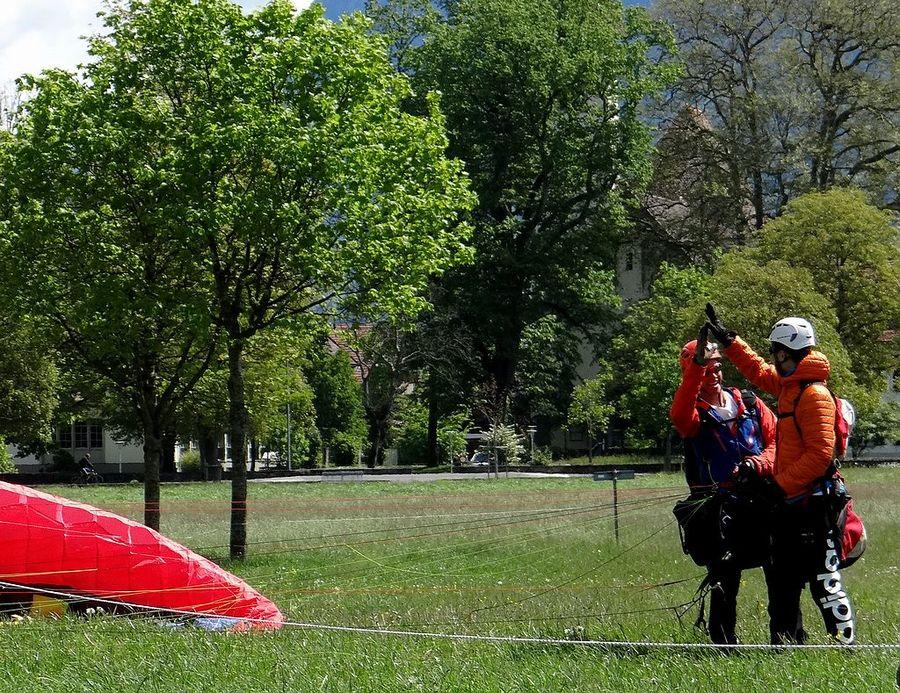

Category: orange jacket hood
[781, 350, 831, 384]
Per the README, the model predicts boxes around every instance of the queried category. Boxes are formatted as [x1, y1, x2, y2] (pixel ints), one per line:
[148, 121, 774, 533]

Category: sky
[0, 0, 650, 90]
[0, 0, 314, 89]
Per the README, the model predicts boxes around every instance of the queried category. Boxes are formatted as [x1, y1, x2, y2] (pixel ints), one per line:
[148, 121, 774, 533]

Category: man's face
[702, 358, 723, 390]
[771, 344, 795, 376]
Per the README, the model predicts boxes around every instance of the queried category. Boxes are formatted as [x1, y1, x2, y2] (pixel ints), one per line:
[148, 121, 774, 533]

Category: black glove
[694, 324, 710, 365]
[705, 302, 736, 347]
[735, 458, 758, 483]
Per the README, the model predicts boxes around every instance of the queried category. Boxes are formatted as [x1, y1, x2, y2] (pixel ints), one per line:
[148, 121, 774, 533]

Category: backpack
[786, 386, 866, 567]
[821, 474, 867, 568]
[788, 382, 854, 461]
[683, 388, 763, 489]
[838, 500, 867, 568]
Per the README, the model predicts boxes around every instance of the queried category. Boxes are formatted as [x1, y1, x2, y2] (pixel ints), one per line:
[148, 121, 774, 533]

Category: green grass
[1, 469, 898, 692]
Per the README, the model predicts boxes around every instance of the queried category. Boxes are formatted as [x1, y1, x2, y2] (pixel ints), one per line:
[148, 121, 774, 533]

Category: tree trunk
[751, 169, 765, 230]
[425, 384, 439, 467]
[227, 338, 249, 559]
[486, 315, 523, 420]
[198, 427, 217, 481]
[366, 414, 388, 468]
[587, 433, 593, 464]
[664, 430, 673, 473]
[142, 423, 162, 531]
[250, 439, 259, 473]
[160, 425, 177, 474]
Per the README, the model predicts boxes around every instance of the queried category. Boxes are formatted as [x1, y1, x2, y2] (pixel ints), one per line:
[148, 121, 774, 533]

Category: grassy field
[0, 469, 898, 692]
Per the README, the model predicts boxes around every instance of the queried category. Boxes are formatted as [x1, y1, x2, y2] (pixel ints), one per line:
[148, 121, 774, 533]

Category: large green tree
[2, 0, 473, 550]
[0, 54, 218, 530]
[372, 0, 677, 418]
[751, 188, 900, 391]
[89, 0, 472, 556]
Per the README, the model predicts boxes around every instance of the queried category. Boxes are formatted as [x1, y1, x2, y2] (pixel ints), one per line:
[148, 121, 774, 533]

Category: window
[74, 422, 89, 449]
[58, 425, 73, 449]
[568, 427, 584, 442]
[73, 421, 103, 450]
[90, 424, 103, 449]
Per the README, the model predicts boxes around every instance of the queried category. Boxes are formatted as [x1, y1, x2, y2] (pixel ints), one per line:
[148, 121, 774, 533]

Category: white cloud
[0, 0, 314, 90]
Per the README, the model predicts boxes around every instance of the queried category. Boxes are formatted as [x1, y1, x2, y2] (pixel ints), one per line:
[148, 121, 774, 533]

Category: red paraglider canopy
[0, 481, 283, 629]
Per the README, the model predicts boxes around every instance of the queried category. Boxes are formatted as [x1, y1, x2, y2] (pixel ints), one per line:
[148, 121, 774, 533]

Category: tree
[376, 0, 677, 415]
[0, 438, 16, 474]
[751, 189, 900, 391]
[515, 316, 583, 428]
[611, 263, 711, 450]
[306, 341, 367, 466]
[654, 0, 787, 228]
[0, 51, 219, 531]
[655, 0, 900, 219]
[0, 318, 57, 444]
[406, 287, 482, 467]
[568, 367, 615, 462]
[342, 324, 422, 467]
[788, 1, 900, 196]
[639, 106, 754, 266]
[63, 0, 472, 557]
[849, 400, 900, 460]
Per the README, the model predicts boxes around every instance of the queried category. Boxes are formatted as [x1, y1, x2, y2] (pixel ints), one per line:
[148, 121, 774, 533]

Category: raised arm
[669, 360, 703, 438]
[724, 337, 782, 398]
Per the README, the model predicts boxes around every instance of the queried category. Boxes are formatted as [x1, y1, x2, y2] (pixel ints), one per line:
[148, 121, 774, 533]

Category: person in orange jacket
[669, 326, 776, 645]
[705, 304, 855, 645]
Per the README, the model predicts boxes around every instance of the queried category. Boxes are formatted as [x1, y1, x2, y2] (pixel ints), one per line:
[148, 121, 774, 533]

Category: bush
[393, 398, 429, 465]
[483, 423, 525, 466]
[530, 447, 554, 466]
[51, 447, 76, 473]
[179, 449, 202, 474]
[0, 439, 17, 474]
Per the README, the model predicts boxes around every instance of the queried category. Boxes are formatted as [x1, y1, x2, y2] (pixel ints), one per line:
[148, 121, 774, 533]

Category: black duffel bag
[673, 493, 720, 567]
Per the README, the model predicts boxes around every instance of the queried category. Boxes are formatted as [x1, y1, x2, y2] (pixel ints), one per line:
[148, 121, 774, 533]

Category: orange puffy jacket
[724, 337, 836, 498]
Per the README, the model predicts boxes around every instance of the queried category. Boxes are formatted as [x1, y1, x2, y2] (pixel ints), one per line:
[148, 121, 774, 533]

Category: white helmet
[769, 317, 817, 350]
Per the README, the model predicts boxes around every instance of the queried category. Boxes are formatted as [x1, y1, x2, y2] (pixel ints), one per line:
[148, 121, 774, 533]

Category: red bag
[838, 499, 866, 568]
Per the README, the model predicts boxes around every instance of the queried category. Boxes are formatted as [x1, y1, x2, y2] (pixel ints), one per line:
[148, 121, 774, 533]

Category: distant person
[706, 304, 855, 645]
[669, 325, 776, 645]
[79, 453, 96, 476]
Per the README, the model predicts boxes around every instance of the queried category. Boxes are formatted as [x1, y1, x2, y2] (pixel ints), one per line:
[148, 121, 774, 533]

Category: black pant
[765, 499, 855, 645]
[703, 493, 773, 645]
[707, 562, 742, 645]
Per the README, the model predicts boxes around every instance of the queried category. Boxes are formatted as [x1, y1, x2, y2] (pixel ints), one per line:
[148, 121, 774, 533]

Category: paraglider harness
[777, 382, 866, 568]
[673, 387, 771, 570]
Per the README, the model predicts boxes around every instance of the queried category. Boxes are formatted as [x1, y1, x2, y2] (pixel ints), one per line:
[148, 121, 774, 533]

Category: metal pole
[612, 470, 619, 544]
[286, 402, 292, 472]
